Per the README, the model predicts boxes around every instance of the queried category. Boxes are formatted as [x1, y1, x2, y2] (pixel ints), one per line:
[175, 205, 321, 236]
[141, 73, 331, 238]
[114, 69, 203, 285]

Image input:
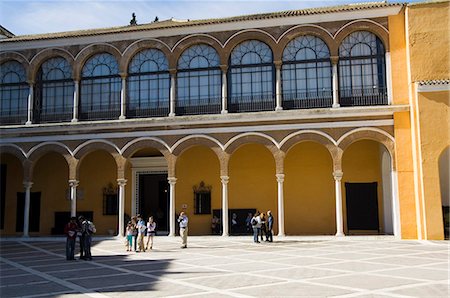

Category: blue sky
[0, 0, 415, 36]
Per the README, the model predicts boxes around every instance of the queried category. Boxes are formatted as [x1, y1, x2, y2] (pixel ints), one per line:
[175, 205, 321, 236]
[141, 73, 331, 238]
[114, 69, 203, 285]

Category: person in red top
[64, 217, 78, 260]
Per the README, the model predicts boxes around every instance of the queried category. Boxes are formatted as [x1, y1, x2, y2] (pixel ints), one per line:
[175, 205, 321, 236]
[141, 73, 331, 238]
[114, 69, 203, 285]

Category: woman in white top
[146, 216, 157, 250]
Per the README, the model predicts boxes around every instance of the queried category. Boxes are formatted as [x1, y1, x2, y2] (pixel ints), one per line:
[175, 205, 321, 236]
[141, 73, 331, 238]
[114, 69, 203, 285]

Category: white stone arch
[123, 38, 172, 55]
[334, 19, 389, 38]
[121, 137, 171, 156]
[172, 33, 225, 51]
[224, 132, 279, 151]
[171, 134, 224, 154]
[29, 47, 75, 65]
[27, 141, 73, 158]
[280, 130, 337, 148]
[277, 24, 334, 42]
[74, 42, 123, 61]
[0, 143, 27, 161]
[73, 139, 121, 157]
[223, 29, 277, 47]
[0, 51, 30, 64]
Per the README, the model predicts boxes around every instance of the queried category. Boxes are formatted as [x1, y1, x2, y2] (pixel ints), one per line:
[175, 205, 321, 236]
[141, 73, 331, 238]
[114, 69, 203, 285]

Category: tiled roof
[418, 79, 450, 85]
[1, 2, 403, 43]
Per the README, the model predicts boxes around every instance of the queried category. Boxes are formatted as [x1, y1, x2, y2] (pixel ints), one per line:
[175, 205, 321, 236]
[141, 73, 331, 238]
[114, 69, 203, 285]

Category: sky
[0, 0, 417, 36]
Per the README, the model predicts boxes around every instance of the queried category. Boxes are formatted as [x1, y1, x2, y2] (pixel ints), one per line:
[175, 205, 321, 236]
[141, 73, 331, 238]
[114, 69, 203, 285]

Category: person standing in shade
[77, 216, 85, 260]
[131, 216, 138, 252]
[64, 216, 78, 260]
[266, 210, 274, 242]
[178, 211, 188, 248]
[79, 216, 93, 260]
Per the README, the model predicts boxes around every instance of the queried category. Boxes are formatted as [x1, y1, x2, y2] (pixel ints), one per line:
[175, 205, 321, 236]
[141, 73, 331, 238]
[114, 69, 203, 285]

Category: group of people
[126, 215, 157, 252]
[249, 210, 274, 243]
[64, 215, 95, 261]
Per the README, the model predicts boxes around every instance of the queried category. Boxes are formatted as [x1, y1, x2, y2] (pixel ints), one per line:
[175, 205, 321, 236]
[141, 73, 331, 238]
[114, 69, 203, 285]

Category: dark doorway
[139, 174, 169, 233]
[16, 192, 41, 232]
[345, 182, 379, 232]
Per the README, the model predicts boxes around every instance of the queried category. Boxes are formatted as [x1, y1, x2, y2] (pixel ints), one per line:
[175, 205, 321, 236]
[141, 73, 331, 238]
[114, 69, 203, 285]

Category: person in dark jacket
[266, 210, 274, 242]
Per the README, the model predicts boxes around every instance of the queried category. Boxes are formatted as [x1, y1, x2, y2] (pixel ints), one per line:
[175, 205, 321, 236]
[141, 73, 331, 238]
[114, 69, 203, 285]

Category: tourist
[251, 212, 262, 243]
[136, 215, 146, 252]
[266, 210, 274, 242]
[260, 212, 266, 242]
[211, 215, 220, 235]
[125, 221, 133, 251]
[64, 216, 78, 260]
[146, 216, 156, 250]
[178, 211, 188, 248]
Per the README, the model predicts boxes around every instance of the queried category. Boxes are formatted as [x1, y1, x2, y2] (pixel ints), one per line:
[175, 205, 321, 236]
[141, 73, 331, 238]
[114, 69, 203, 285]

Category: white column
[276, 174, 285, 236]
[69, 180, 79, 217]
[333, 171, 344, 236]
[391, 169, 402, 238]
[119, 75, 127, 120]
[220, 176, 229, 236]
[117, 179, 127, 237]
[72, 80, 79, 122]
[221, 67, 228, 114]
[22, 181, 33, 237]
[385, 52, 393, 105]
[332, 60, 340, 108]
[169, 71, 176, 117]
[26, 83, 34, 125]
[168, 177, 177, 236]
[275, 62, 282, 111]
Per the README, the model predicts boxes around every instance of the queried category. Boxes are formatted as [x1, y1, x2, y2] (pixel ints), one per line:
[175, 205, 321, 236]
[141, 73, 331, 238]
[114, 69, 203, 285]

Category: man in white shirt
[178, 212, 188, 248]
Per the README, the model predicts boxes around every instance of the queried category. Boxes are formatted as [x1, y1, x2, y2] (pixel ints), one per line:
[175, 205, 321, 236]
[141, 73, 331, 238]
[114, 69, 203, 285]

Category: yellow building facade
[0, 1, 448, 239]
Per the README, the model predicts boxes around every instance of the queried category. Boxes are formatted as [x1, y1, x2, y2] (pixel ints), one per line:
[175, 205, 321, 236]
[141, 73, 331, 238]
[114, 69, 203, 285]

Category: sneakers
[180, 245, 187, 249]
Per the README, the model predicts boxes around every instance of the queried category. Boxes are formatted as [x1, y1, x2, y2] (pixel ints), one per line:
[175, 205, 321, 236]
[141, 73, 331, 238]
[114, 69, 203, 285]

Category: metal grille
[0, 61, 29, 125]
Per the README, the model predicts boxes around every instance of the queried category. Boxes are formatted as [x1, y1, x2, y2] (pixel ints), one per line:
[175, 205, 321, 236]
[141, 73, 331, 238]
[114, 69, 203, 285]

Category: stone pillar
[274, 61, 283, 111]
[69, 180, 79, 217]
[26, 82, 34, 125]
[168, 177, 177, 236]
[119, 73, 127, 120]
[385, 52, 393, 105]
[276, 174, 285, 236]
[331, 56, 340, 108]
[23, 181, 33, 237]
[169, 70, 176, 117]
[220, 175, 229, 236]
[391, 169, 401, 238]
[72, 80, 79, 122]
[117, 178, 127, 237]
[220, 65, 228, 114]
[333, 171, 344, 236]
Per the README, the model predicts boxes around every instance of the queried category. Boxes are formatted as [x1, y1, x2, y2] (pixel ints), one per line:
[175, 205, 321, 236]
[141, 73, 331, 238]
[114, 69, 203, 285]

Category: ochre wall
[176, 146, 221, 235]
[229, 144, 278, 234]
[407, 2, 450, 82]
[418, 91, 450, 239]
[284, 142, 335, 235]
[0, 154, 23, 235]
[32, 152, 69, 235]
[79, 150, 118, 235]
[342, 140, 385, 234]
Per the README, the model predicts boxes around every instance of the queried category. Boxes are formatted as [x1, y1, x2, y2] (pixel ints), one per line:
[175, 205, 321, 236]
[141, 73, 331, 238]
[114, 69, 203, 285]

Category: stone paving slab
[0, 236, 448, 297]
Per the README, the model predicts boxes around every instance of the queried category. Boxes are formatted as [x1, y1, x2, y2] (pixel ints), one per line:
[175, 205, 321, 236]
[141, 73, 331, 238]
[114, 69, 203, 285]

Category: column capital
[330, 56, 339, 65]
[333, 171, 343, 181]
[27, 80, 35, 86]
[169, 69, 177, 75]
[117, 178, 127, 186]
[220, 175, 229, 184]
[68, 180, 79, 187]
[23, 181, 33, 188]
[168, 177, 177, 185]
[119, 72, 128, 79]
[219, 64, 228, 72]
[276, 173, 285, 183]
[273, 60, 282, 69]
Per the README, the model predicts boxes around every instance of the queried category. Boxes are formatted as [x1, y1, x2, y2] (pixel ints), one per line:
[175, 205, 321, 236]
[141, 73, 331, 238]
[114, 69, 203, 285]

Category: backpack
[251, 218, 257, 226]
[87, 221, 96, 234]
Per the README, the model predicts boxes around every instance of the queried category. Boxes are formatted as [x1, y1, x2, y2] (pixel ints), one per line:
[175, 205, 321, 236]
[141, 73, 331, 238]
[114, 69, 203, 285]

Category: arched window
[35, 57, 74, 123]
[282, 35, 332, 109]
[228, 40, 274, 112]
[128, 49, 170, 118]
[0, 61, 29, 125]
[339, 31, 387, 106]
[177, 44, 221, 115]
[80, 53, 121, 120]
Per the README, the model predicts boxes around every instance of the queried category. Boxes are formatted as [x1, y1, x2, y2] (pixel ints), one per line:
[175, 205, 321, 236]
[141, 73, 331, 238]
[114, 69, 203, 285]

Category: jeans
[253, 227, 260, 242]
[66, 238, 75, 260]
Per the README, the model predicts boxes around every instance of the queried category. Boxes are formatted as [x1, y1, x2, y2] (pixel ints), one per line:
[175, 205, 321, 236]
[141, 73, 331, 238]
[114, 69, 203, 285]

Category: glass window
[80, 53, 121, 120]
[338, 31, 387, 106]
[35, 57, 73, 123]
[0, 61, 29, 125]
[177, 44, 221, 115]
[128, 49, 170, 118]
[282, 35, 332, 109]
[228, 40, 274, 112]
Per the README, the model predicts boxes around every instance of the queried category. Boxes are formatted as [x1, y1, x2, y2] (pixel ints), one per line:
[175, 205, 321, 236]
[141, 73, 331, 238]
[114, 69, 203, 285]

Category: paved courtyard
[0, 236, 448, 297]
